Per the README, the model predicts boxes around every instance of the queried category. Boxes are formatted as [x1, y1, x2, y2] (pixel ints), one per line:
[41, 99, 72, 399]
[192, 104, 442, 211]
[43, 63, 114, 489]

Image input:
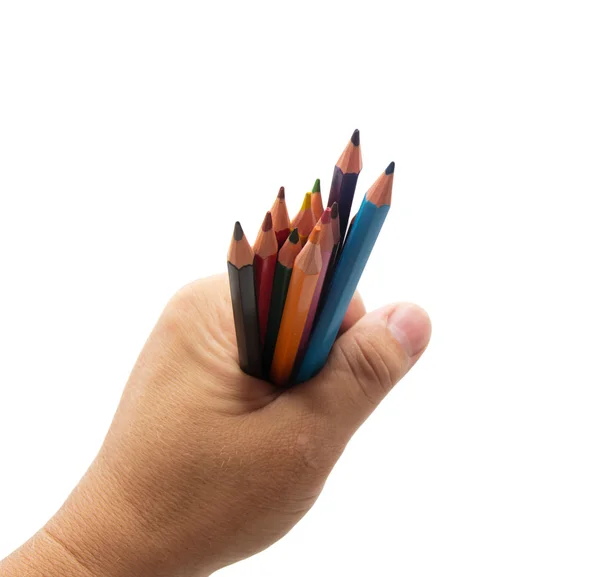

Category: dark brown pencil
[227, 221, 262, 378]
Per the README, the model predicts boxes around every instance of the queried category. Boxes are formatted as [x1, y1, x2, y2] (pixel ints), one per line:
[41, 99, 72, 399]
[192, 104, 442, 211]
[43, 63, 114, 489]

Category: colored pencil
[271, 186, 291, 248]
[291, 192, 315, 245]
[270, 226, 322, 386]
[253, 211, 278, 346]
[326, 129, 362, 243]
[295, 162, 395, 383]
[319, 201, 340, 306]
[295, 207, 334, 364]
[227, 222, 262, 378]
[311, 178, 324, 223]
[262, 228, 302, 373]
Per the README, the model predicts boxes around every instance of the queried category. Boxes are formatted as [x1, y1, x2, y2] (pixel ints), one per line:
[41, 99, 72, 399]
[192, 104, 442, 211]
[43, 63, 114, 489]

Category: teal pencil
[294, 162, 395, 383]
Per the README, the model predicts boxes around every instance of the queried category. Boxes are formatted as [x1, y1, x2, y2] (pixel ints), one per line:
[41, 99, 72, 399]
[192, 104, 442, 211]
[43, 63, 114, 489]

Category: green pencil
[262, 228, 302, 373]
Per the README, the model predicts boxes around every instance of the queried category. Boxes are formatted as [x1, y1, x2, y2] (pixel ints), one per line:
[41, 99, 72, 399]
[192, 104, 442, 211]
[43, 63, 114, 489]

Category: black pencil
[227, 221, 262, 378]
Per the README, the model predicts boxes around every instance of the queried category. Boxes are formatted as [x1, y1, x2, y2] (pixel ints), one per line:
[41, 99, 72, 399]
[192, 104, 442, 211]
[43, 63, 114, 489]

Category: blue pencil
[294, 162, 395, 383]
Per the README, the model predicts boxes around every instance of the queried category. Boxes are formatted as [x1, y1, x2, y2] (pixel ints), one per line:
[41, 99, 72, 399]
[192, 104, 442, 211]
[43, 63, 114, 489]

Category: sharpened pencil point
[277, 186, 285, 199]
[386, 161, 395, 175]
[234, 221, 244, 241]
[331, 202, 339, 218]
[300, 192, 311, 210]
[312, 178, 321, 193]
[261, 211, 273, 232]
[289, 228, 299, 244]
[308, 225, 321, 244]
[320, 207, 331, 224]
[351, 129, 360, 146]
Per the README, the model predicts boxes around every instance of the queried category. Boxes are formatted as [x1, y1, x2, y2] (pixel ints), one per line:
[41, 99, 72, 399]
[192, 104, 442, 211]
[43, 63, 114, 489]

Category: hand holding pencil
[32, 271, 430, 577]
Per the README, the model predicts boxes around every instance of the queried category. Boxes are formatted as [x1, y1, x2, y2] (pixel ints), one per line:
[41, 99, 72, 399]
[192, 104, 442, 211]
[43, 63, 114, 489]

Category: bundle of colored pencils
[227, 129, 395, 385]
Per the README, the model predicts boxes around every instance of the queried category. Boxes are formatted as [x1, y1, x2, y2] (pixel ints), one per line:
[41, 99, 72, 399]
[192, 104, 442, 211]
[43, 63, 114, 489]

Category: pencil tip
[234, 221, 244, 241]
[351, 129, 360, 146]
[262, 211, 273, 232]
[301, 192, 311, 210]
[289, 228, 299, 244]
[331, 202, 339, 218]
[320, 207, 331, 224]
[312, 178, 321, 193]
[386, 161, 395, 175]
[308, 225, 321, 244]
[277, 186, 285, 199]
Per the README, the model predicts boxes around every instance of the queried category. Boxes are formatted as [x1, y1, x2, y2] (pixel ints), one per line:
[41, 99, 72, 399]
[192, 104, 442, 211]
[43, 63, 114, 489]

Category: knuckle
[167, 283, 200, 317]
[346, 333, 395, 405]
[162, 285, 196, 330]
[285, 413, 340, 483]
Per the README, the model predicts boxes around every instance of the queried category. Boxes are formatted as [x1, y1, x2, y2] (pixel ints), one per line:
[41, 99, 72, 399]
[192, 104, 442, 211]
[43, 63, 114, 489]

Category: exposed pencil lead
[261, 211, 273, 231]
[289, 228, 300, 244]
[351, 129, 360, 146]
[300, 192, 311, 210]
[277, 186, 285, 199]
[320, 207, 331, 224]
[234, 221, 244, 241]
[308, 225, 321, 244]
[331, 202, 339, 218]
[385, 161, 395, 175]
[312, 178, 321, 193]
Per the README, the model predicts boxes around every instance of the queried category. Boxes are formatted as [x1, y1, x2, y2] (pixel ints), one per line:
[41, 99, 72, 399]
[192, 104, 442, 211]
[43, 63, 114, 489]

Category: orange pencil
[271, 186, 291, 248]
[270, 226, 322, 385]
[291, 192, 315, 245]
[311, 178, 324, 223]
[253, 211, 278, 345]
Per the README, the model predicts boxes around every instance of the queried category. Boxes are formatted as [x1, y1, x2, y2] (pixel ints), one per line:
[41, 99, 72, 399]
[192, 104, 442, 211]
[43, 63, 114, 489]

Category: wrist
[41, 462, 215, 577]
[0, 530, 94, 577]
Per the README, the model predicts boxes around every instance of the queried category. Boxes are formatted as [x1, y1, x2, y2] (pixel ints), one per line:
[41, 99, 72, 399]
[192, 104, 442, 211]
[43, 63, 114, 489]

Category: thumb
[294, 303, 431, 437]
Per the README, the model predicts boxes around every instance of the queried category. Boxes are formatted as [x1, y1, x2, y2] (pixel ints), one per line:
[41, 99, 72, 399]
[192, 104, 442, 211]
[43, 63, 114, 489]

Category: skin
[0, 274, 431, 577]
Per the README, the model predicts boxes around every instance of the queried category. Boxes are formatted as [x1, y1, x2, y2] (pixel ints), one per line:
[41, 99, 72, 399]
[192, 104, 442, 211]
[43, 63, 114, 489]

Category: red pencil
[271, 186, 291, 248]
[253, 211, 278, 345]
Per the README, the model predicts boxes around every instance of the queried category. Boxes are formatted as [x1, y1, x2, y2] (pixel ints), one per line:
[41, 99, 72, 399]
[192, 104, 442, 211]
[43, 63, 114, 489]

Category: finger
[291, 302, 431, 440]
[338, 292, 366, 335]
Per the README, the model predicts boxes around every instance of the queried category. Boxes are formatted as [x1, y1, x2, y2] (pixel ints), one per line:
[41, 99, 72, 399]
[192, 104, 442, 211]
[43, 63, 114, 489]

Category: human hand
[39, 274, 431, 577]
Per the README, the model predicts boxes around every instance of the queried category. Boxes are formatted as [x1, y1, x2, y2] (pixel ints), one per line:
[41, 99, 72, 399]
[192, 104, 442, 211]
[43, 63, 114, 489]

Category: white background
[1, 1, 599, 575]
